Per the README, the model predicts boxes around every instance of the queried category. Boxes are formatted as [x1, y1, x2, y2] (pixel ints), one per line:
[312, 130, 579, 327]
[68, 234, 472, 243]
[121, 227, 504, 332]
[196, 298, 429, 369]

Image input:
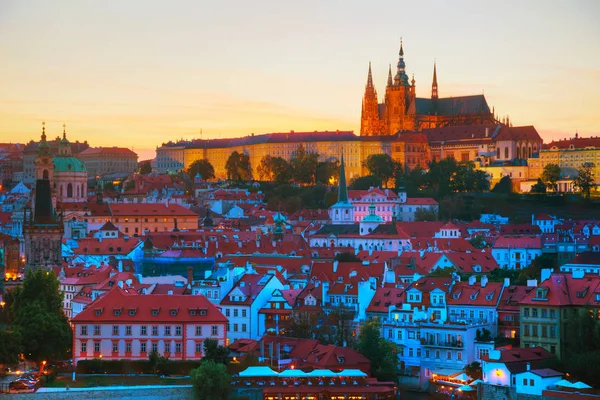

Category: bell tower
[384, 40, 416, 134]
[360, 63, 382, 136]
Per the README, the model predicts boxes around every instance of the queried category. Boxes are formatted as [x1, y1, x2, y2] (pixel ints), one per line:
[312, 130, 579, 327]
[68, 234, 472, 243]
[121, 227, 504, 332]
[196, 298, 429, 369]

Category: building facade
[539, 135, 600, 185]
[78, 147, 138, 178]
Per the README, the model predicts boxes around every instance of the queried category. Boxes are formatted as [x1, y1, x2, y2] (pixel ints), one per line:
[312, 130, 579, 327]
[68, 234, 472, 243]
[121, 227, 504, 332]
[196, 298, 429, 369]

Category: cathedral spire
[431, 61, 439, 99]
[337, 155, 348, 203]
[366, 62, 374, 88]
[62, 123, 67, 140]
[387, 64, 393, 86]
[394, 38, 409, 86]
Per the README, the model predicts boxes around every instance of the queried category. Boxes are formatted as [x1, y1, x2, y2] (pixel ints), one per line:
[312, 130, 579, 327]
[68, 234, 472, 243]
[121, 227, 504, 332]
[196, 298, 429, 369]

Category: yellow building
[540, 135, 600, 185]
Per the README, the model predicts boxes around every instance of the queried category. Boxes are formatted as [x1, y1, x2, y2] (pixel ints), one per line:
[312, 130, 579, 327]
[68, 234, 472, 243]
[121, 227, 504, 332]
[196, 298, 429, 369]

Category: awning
[469, 379, 484, 386]
[239, 366, 279, 377]
[554, 379, 573, 388]
[337, 369, 368, 377]
[306, 369, 337, 378]
[458, 385, 474, 392]
[279, 369, 307, 378]
[571, 381, 592, 389]
[452, 373, 469, 382]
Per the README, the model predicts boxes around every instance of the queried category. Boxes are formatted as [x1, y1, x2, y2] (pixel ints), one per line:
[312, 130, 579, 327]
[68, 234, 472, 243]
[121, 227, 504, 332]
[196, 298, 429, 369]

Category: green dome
[53, 156, 87, 173]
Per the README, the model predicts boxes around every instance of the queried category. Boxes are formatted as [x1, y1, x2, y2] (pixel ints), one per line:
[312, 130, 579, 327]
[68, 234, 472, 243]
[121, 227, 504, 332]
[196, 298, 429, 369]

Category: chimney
[504, 277, 510, 287]
[572, 269, 584, 279]
[481, 275, 488, 288]
[238, 241, 242, 248]
[527, 279, 538, 287]
[187, 267, 194, 284]
[485, 127, 489, 138]
[526, 362, 530, 371]
[541, 268, 553, 283]
[118, 260, 123, 273]
[333, 260, 339, 273]
[118, 281, 123, 289]
[468, 276, 476, 286]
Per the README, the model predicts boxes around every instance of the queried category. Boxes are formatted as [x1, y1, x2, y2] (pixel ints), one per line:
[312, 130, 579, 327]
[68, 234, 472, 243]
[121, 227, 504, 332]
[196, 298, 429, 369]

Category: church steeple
[360, 62, 381, 136]
[337, 155, 348, 204]
[387, 64, 393, 86]
[366, 62, 374, 88]
[37, 121, 51, 158]
[394, 39, 409, 86]
[431, 61, 439, 99]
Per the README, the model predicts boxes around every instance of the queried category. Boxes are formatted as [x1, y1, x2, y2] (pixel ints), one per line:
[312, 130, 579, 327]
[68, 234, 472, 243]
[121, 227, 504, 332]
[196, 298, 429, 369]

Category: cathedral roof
[415, 95, 491, 116]
[53, 156, 87, 173]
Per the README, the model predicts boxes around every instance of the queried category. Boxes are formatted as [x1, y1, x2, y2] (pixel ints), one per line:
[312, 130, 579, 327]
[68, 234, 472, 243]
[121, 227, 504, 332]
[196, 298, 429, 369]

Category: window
[165, 326, 171, 336]
[225, 309, 230, 317]
[113, 342, 118, 353]
[126, 342, 131, 353]
[523, 378, 527, 386]
[94, 325, 100, 336]
[233, 324, 238, 332]
[141, 342, 147, 353]
[81, 325, 88, 336]
[141, 326, 147, 336]
[242, 309, 247, 318]
[457, 352, 462, 361]
[408, 348, 413, 357]
[196, 342, 202, 353]
[152, 326, 159, 336]
[81, 342, 87, 353]
[94, 342, 100, 353]
[233, 309, 238, 317]
[524, 308, 530, 317]
[176, 326, 182, 336]
[532, 308, 538, 318]
[550, 326, 556, 338]
[152, 342, 158, 353]
[550, 309, 556, 319]
[195, 326, 202, 336]
[530, 379, 534, 386]
[165, 342, 171, 353]
[541, 309, 547, 318]
[397, 330, 403, 340]
[175, 343, 182, 353]
[112, 325, 119, 336]
[447, 351, 452, 360]
[212, 325, 218, 336]
[242, 324, 247, 332]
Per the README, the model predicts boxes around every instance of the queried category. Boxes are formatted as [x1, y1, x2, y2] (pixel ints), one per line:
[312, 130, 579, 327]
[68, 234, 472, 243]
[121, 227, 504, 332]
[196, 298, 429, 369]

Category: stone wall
[4, 385, 195, 400]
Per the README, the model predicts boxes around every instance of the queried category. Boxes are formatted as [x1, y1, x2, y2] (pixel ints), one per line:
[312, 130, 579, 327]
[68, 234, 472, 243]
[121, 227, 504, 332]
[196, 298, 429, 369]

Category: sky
[0, 0, 599, 161]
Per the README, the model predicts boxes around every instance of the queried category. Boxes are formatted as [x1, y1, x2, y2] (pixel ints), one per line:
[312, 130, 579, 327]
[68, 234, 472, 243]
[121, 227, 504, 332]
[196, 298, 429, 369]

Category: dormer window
[128, 309, 136, 316]
[595, 294, 600, 302]
[189, 310, 197, 316]
[470, 293, 478, 300]
[95, 309, 103, 316]
[200, 309, 207, 316]
[152, 309, 160, 316]
[113, 309, 122, 316]
[453, 293, 460, 300]
[338, 357, 345, 364]
[486, 293, 493, 301]
[170, 309, 178, 316]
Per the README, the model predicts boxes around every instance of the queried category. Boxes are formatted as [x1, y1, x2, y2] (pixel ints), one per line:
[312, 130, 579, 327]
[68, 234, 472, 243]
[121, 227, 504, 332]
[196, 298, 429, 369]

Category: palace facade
[360, 41, 495, 135]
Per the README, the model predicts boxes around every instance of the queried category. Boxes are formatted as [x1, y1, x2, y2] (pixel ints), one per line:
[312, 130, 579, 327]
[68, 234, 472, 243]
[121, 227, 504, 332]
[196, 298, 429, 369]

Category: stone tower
[383, 40, 416, 133]
[359, 63, 382, 136]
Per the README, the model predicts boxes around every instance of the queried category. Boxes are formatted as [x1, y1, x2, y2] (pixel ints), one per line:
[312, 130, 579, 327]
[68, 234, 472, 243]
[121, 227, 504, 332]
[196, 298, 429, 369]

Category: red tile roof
[78, 147, 137, 156]
[445, 251, 499, 273]
[500, 224, 542, 236]
[220, 273, 278, 306]
[545, 136, 600, 150]
[519, 273, 600, 307]
[404, 198, 438, 205]
[348, 187, 399, 201]
[447, 281, 503, 306]
[72, 286, 227, 323]
[367, 287, 406, 313]
[493, 236, 542, 249]
[67, 237, 142, 255]
[108, 203, 198, 217]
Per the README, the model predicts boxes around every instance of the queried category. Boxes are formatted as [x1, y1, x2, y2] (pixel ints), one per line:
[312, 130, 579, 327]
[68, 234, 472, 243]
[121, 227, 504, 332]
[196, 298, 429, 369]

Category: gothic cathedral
[360, 41, 495, 136]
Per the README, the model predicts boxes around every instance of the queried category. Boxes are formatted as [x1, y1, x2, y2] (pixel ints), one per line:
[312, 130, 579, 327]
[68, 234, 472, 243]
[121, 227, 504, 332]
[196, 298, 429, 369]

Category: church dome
[361, 203, 384, 223]
[53, 156, 87, 173]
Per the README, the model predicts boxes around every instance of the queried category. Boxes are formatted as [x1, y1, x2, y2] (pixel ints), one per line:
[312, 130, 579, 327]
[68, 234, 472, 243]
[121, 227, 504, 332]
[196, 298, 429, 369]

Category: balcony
[420, 338, 464, 349]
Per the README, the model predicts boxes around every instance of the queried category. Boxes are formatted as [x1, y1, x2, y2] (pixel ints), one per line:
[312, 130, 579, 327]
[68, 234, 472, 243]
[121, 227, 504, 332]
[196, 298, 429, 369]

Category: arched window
[516, 147, 521, 159]
[528, 146, 532, 158]
[43, 169, 49, 180]
[67, 183, 73, 198]
[81, 184, 85, 198]
[496, 148, 500, 159]
[504, 147, 509, 159]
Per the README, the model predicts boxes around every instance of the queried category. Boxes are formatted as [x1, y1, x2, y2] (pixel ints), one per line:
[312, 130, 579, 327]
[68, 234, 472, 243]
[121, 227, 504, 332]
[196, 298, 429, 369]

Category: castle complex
[360, 41, 495, 135]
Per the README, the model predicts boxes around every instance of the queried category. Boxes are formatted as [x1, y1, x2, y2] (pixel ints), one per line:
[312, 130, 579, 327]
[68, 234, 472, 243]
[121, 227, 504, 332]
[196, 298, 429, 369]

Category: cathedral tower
[384, 40, 417, 134]
[360, 63, 382, 136]
[431, 62, 438, 99]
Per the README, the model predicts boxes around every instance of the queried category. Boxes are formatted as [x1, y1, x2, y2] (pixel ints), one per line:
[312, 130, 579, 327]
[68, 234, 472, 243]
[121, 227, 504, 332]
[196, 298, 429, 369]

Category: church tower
[35, 122, 53, 182]
[329, 156, 354, 224]
[360, 63, 382, 136]
[431, 62, 439, 99]
[384, 40, 417, 134]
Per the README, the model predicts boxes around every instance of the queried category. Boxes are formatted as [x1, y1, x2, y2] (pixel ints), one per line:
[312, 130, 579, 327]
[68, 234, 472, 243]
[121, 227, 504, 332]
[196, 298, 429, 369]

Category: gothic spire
[366, 62, 373, 88]
[431, 61, 438, 99]
[337, 155, 348, 203]
[387, 64, 393, 86]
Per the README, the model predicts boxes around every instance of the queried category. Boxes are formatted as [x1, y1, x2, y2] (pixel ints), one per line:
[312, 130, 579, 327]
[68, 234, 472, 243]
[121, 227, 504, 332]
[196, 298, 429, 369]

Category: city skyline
[1, 0, 599, 161]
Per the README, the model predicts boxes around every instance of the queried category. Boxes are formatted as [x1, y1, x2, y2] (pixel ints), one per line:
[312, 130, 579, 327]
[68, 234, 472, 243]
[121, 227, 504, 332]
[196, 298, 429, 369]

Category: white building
[71, 287, 227, 364]
[492, 236, 542, 269]
[514, 369, 563, 396]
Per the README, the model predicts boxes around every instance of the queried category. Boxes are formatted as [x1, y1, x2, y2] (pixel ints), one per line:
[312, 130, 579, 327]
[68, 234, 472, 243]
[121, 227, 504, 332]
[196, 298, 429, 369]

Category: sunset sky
[1, 0, 599, 161]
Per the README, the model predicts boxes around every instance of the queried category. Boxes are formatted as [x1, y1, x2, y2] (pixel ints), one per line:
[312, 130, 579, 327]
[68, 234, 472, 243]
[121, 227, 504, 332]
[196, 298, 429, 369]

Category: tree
[291, 145, 319, 185]
[202, 339, 229, 365]
[464, 361, 482, 380]
[362, 154, 399, 188]
[257, 156, 292, 184]
[148, 350, 170, 375]
[573, 162, 596, 201]
[492, 176, 513, 194]
[123, 180, 135, 192]
[348, 175, 382, 190]
[190, 360, 231, 400]
[530, 178, 547, 194]
[0, 328, 21, 365]
[225, 151, 252, 182]
[139, 160, 152, 175]
[355, 319, 398, 382]
[414, 207, 438, 221]
[541, 164, 561, 192]
[399, 166, 429, 197]
[334, 252, 360, 262]
[428, 267, 457, 278]
[187, 159, 215, 181]
[315, 160, 339, 185]
[8, 269, 72, 363]
[469, 235, 489, 249]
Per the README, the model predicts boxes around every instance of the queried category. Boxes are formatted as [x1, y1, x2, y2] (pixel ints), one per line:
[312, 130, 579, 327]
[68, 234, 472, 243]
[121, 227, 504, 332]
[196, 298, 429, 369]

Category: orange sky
[1, 1, 599, 161]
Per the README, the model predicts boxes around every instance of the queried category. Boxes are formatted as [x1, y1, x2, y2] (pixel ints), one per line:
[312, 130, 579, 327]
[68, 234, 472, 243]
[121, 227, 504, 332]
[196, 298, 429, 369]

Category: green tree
[225, 151, 252, 182]
[428, 267, 457, 278]
[492, 176, 513, 194]
[541, 163, 561, 192]
[123, 180, 136, 192]
[0, 328, 22, 365]
[530, 178, 547, 194]
[190, 360, 231, 400]
[334, 252, 360, 262]
[202, 339, 229, 365]
[291, 144, 319, 185]
[187, 159, 216, 181]
[464, 361, 482, 380]
[427, 157, 459, 198]
[348, 175, 382, 190]
[399, 166, 430, 197]
[362, 154, 399, 188]
[8, 269, 72, 364]
[139, 160, 152, 175]
[469, 235, 489, 249]
[257, 156, 292, 184]
[414, 207, 438, 221]
[355, 319, 398, 382]
[573, 162, 596, 201]
[315, 160, 340, 185]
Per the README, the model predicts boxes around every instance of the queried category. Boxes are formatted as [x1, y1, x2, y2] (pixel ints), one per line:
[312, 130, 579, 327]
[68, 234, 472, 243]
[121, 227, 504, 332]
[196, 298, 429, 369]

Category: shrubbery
[76, 359, 200, 375]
